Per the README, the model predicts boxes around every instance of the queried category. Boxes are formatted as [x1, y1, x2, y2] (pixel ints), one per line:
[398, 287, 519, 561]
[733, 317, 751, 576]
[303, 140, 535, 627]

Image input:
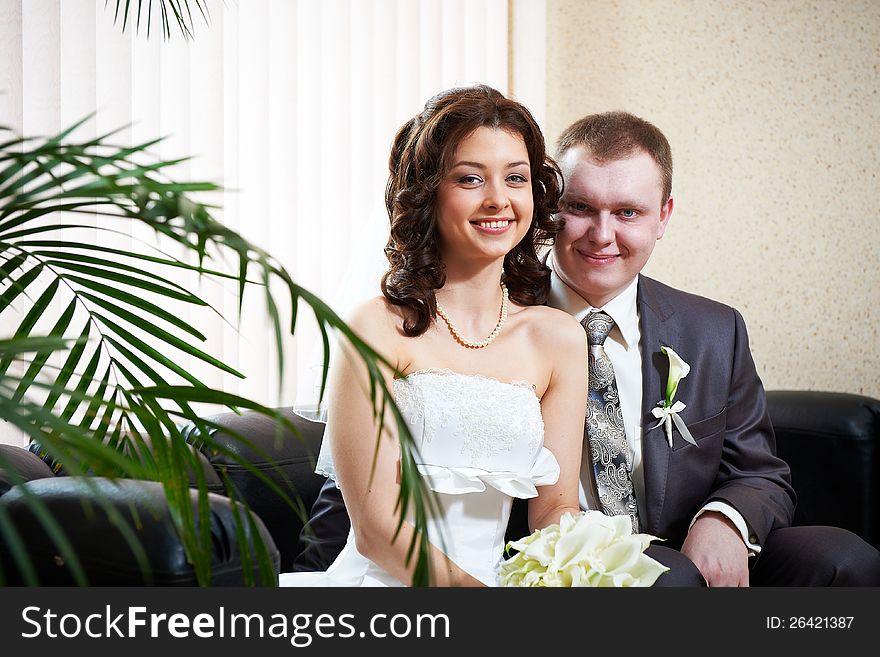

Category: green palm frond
[106, 0, 211, 40]
[0, 119, 439, 586]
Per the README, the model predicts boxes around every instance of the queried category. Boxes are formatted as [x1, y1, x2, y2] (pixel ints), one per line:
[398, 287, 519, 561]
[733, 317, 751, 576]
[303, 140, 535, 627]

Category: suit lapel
[637, 275, 679, 535]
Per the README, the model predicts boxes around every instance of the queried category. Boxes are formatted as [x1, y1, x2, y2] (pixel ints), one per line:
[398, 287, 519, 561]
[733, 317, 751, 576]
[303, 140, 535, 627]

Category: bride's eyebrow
[449, 160, 529, 169]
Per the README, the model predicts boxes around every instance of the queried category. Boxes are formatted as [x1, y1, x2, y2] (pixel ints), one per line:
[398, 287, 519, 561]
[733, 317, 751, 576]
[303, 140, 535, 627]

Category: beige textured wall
[545, 0, 880, 397]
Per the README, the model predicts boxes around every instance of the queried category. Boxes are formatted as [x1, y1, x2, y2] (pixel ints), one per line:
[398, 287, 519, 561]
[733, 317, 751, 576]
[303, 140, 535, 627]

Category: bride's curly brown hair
[381, 84, 562, 337]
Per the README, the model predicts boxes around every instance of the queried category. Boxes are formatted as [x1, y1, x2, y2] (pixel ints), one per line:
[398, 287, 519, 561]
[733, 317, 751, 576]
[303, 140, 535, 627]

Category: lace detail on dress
[393, 370, 543, 466]
[315, 369, 545, 481]
[399, 368, 538, 394]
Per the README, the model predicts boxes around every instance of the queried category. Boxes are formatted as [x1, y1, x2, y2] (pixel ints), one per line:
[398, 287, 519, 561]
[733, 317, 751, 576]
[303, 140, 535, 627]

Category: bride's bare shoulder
[345, 296, 407, 345]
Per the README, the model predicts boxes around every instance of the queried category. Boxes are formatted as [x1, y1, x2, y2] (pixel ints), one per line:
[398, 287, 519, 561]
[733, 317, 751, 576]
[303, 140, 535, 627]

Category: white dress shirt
[546, 257, 760, 553]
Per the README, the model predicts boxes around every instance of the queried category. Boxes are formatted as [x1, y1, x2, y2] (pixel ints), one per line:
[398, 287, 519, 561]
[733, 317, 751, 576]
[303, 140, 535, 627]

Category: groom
[544, 110, 880, 586]
[294, 111, 880, 585]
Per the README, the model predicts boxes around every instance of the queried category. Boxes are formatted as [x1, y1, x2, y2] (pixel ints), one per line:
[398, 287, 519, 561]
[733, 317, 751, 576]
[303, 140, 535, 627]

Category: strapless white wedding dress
[278, 369, 559, 587]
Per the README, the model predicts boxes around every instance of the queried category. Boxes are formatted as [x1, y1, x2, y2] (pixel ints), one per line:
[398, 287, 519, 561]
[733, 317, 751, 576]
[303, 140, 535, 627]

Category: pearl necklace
[435, 282, 509, 349]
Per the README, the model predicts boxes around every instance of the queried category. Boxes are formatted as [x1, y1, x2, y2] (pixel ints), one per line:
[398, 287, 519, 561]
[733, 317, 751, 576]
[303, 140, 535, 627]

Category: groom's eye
[620, 208, 637, 219]
[568, 201, 588, 213]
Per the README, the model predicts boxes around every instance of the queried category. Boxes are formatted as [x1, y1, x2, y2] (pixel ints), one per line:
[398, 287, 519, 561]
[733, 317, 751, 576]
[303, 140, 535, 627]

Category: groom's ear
[656, 196, 674, 239]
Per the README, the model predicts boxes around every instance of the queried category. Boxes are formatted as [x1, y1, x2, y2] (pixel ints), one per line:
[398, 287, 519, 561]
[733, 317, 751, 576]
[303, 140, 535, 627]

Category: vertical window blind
[0, 0, 546, 444]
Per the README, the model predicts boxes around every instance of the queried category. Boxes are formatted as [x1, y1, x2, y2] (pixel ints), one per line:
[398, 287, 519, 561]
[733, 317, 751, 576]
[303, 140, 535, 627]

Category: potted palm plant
[0, 0, 435, 586]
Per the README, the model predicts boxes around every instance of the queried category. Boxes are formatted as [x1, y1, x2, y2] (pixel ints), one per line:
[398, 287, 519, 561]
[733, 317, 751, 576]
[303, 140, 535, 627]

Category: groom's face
[552, 146, 673, 308]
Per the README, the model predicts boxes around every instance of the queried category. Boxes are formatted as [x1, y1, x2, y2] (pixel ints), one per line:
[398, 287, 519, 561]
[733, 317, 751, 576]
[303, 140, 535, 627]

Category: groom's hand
[681, 511, 749, 587]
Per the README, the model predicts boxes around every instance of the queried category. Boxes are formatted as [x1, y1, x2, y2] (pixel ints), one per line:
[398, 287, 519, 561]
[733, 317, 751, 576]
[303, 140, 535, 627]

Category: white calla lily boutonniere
[651, 345, 698, 449]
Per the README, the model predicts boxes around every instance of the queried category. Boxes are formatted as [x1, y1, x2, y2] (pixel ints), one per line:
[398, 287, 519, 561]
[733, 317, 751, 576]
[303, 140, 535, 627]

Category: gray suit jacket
[636, 274, 795, 548]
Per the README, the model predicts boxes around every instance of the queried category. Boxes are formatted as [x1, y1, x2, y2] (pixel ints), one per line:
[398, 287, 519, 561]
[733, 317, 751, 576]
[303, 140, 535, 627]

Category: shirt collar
[547, 253, 640, 350]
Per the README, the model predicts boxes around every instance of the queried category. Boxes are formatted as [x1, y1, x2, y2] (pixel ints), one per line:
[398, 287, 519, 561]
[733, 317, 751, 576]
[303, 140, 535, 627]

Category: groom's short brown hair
[556, 111, 673, 203]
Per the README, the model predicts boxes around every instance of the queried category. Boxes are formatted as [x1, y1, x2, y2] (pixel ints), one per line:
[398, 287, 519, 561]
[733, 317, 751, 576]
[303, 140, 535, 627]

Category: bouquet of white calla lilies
[498, 511, 669, 587]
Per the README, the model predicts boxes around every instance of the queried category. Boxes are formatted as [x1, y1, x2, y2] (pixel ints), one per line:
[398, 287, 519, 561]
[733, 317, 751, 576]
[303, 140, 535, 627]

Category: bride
[280, 85, 587, 587]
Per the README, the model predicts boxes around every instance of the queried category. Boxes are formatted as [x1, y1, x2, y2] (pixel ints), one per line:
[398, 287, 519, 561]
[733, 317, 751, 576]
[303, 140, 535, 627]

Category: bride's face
[435, 126, 533, 266]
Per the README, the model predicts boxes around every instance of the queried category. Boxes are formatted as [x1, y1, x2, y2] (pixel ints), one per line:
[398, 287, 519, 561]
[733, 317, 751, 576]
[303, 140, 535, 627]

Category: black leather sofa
[0, 390, 877, 585]
[768, 390, 879, 548]
[0, 410, 327, 585]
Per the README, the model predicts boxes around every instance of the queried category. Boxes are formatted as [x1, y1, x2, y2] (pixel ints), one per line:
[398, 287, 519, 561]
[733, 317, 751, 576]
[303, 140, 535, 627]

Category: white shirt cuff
[691, 501, 762, 555]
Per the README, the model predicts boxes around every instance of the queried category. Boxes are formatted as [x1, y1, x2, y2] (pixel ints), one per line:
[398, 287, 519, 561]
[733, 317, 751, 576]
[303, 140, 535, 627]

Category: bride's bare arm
[326, 298, 484, 587]
[527, 310, 588, 532]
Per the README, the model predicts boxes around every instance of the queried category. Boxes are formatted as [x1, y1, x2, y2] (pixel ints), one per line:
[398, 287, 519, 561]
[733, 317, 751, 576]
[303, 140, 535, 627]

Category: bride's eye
[459, 174, 483, 185]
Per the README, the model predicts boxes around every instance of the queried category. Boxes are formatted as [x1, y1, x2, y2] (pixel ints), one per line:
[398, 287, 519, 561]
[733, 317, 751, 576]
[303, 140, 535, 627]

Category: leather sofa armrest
[181, 408, 327, 572]
[0, 444, 56, 496]
[22, 435, 226, 495]
[767, 390, 880, 549]
[0, 477, 279, 585]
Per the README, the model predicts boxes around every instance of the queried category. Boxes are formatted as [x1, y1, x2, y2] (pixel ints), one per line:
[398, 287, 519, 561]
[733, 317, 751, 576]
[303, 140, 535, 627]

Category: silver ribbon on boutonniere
[650, 345, 697, 449]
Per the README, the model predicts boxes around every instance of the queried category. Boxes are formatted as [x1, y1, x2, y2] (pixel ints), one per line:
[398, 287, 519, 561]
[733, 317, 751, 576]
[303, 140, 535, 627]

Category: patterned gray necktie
[582, 311, 640, 532]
